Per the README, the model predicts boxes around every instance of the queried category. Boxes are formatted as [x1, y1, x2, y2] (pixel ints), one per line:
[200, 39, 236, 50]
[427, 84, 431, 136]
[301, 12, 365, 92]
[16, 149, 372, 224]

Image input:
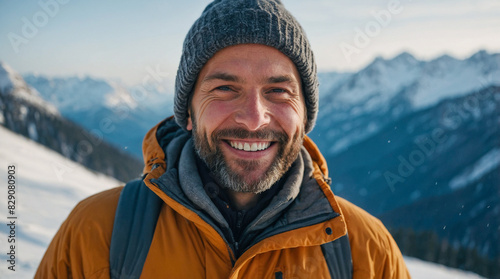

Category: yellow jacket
[36, 118, 410, 278]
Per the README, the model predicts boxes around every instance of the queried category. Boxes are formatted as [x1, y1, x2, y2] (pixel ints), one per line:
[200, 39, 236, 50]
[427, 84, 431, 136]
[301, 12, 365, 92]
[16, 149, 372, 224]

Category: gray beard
[191, 121, 303, 194]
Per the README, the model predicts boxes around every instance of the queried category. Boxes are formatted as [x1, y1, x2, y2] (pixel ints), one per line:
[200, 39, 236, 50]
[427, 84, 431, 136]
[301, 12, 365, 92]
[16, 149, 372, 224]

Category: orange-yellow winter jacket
[36, 117, 410, 278]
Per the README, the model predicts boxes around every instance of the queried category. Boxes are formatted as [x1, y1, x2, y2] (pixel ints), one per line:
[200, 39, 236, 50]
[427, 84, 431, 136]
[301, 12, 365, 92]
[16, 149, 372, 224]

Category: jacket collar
[141, 117, 348, 253]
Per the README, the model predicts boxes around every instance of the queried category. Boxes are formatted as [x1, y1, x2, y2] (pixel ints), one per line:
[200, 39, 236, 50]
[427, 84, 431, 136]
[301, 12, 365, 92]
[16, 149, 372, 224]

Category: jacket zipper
[235, 211, 244, 256]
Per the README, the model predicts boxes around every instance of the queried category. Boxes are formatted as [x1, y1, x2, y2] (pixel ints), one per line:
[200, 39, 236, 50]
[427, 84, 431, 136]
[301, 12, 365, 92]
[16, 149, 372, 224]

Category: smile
[228, 140, 272, 152]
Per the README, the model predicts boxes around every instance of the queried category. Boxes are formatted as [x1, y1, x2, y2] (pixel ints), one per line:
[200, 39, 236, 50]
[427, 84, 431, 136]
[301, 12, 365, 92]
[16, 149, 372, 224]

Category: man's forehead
[198, 44, 302, 84]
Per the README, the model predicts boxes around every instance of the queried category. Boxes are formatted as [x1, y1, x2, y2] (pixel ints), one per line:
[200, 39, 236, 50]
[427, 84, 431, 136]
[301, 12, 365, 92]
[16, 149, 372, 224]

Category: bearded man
[36, 0, 410, 278]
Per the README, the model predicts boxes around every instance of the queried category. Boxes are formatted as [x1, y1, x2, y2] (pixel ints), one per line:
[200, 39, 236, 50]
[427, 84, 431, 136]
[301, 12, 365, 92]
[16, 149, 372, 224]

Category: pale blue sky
[1, 0, 499, 86]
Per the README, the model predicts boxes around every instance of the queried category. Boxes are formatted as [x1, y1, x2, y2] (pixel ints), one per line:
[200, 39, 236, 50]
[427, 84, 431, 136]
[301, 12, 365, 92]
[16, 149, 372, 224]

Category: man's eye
[269, 88, 286, 93]
[216, 86, 232, 91]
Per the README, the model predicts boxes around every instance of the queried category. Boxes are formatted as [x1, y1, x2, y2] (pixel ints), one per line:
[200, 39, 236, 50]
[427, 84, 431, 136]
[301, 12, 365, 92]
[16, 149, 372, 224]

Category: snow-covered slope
[405, 257, 485, 279]
[0, 126, 485, 278]
[0, 126, 121, 278]
[449, 148, 500, 190]
[0, 62, 143, 182]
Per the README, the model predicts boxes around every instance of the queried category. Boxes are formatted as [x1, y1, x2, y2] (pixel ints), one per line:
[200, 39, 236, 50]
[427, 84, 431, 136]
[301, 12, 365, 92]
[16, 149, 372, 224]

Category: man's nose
[234, 91, 271, 131]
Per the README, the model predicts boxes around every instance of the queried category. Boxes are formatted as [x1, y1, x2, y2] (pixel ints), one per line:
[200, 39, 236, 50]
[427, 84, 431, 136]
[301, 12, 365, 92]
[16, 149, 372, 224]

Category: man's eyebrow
[202, 73, 299, 86]
[267, 75, 298, 84]
[202, 72, 241, 83]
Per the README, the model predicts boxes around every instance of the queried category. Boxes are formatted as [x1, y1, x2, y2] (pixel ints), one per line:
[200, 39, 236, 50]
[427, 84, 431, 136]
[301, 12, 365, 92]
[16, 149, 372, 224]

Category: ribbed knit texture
[174, 0, 318, 133]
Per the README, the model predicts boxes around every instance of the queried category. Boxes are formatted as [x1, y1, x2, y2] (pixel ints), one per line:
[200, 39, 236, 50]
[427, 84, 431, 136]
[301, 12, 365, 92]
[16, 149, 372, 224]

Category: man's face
[187, 44, 306, 194]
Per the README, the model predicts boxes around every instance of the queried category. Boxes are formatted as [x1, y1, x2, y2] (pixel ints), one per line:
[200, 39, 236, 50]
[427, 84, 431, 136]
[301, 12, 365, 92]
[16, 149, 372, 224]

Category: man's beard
[191, 119, 304, 194]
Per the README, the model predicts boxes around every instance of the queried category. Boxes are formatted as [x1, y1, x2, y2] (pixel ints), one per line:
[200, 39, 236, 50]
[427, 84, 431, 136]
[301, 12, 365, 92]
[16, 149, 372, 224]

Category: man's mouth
[228, 140, 272, 152]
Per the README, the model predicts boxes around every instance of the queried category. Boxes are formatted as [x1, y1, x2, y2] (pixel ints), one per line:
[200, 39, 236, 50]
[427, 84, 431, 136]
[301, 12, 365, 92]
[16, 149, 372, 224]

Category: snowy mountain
[311, 50, 500, 155]
[309, 50, 500, 278]
[383, 166, 499, 276]
[22, 75, 138, 112]
[0, 62, 59, 117]
[0, 125, 485, 278]
[23, 74, 174, 158]
[0, 62, 143, 182]
[326, 84, 500, 211]
[325, 84, 500, 277]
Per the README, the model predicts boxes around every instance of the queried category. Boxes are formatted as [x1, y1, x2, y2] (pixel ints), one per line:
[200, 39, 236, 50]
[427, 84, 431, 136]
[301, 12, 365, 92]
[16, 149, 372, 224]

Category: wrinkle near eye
[285, 98, 305, 116]
[199, 83, 214, 94]
[197, 94, 223, 119]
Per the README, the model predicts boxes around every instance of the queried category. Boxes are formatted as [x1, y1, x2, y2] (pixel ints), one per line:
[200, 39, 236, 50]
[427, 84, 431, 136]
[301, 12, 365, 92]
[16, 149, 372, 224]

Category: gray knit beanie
[174, 0, 318, 133]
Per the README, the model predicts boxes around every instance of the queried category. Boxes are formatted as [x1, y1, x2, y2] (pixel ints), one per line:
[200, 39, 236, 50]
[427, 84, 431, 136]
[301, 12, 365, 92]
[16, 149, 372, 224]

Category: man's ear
[186, 110, 193, 131]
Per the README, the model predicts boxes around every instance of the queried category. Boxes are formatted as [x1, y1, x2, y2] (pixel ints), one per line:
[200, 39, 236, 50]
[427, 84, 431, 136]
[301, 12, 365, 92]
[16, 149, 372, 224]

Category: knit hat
[174, 0, 319, 133]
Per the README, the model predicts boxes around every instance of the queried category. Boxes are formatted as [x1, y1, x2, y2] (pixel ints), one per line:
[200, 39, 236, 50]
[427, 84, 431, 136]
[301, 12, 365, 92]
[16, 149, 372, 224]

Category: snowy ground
[405, 257, 485, 279]
[0, 126, 486, 278]
[0, 126, 121, 278]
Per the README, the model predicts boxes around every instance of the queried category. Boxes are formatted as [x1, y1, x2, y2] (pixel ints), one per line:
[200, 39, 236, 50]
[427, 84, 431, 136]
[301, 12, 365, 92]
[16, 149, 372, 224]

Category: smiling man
[36, 0, 410, 278]
[189, 44, 306, 206]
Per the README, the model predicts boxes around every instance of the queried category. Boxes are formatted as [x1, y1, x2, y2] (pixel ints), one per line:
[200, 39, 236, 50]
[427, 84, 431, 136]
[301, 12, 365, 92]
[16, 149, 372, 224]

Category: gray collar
[177, 139, 334, 238]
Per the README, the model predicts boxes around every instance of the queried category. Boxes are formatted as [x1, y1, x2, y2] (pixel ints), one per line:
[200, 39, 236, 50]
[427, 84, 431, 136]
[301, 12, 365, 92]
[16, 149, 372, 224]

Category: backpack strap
[321, 234, 353, 279]
[110, 178, 163, 279]
[109, 179, 353, 279]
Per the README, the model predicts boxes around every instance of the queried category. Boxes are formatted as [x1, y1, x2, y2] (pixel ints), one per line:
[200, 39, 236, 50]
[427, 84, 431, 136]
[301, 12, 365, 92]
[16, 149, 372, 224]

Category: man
[36, 0, 410, 278]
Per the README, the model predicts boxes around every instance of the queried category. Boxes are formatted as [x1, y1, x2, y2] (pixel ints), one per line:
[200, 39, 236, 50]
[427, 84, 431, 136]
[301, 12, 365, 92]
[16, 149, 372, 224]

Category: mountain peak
[427, 54, 460, 68]
[0, 62, 59, 115]
[0, 61, 29, 95]
[364, 52, 420, 72]
[466, 49, 499, 66]
[469, 49, 489, 60]
[391, 51, 418, 65]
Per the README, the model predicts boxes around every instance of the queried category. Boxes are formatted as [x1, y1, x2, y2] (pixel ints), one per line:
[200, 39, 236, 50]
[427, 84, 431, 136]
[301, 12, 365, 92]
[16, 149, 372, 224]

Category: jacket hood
[142, 116, 189, 174]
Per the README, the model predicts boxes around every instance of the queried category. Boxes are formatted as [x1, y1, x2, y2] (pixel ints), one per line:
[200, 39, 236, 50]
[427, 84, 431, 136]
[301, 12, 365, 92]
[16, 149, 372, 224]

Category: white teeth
[251, 143, 258, 151]
[229, 141, 271, 152]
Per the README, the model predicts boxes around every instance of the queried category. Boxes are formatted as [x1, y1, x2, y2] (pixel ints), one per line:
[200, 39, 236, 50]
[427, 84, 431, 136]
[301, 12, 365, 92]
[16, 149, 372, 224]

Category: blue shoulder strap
[110, 178, 163, 279]
[321, 234, 353, 279]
